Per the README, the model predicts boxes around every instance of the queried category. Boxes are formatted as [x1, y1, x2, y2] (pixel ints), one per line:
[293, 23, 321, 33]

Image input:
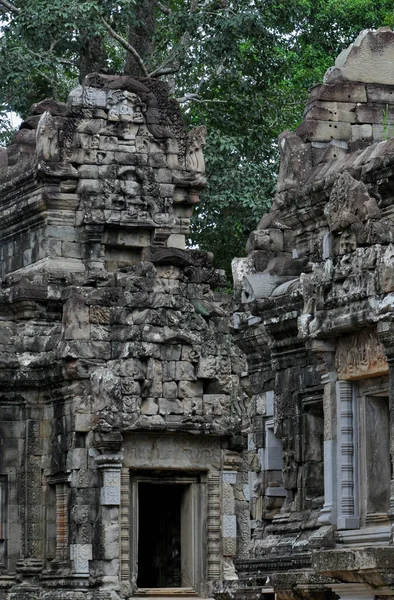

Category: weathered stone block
[336, 28, 394, 85]
[158, 398, 184, 415]
[162, 381, 178, 398]
[141, 398, 158, 415]
[297, 118, 351, 142]
[309, 81, 367, 103]
[178, 380, 203, 398]
[175, 361, 196, 381]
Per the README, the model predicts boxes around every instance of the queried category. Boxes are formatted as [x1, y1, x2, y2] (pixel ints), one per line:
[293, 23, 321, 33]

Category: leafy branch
[99, 15, 149, 77]
[0, 0, 20, 15]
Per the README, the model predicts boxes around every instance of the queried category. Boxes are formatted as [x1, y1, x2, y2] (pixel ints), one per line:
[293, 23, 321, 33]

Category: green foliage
[0, 0, 393, 275]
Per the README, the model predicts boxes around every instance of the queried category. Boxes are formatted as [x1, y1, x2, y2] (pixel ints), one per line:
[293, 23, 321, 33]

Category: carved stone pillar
[12, 419, 44, 593]
[222, 450, 242, 580]
[25, 419, 43, 561]
[207, 471, 221, 581]
[336, 380, 359, 530]
[95, 452, 123, 591]
[120, 467, 132, 597]
[319, 371, 338, 526]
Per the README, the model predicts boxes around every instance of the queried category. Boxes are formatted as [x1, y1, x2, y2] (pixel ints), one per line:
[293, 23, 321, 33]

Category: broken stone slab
[158, 397, 184, 415]
[335, 28, 394, 85]
[246, 228, 284, 253]
[241, 273, 297, 303]
[312, 142, 348, 165]
[350, 124, 373, 143]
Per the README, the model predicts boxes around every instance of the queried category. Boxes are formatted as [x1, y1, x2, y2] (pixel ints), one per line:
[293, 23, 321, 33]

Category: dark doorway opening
[137, 483, 185, 588]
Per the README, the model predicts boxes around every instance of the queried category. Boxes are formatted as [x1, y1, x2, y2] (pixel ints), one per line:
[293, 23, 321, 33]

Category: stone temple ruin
[1, 24, 394, 600]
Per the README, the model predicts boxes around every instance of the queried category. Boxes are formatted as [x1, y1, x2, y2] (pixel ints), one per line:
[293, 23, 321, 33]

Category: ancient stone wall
[230, 27, 394, 600]
[0, 74, 249, 599]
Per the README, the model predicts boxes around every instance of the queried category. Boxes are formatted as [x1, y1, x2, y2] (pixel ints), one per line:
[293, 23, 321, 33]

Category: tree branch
[148, 31, 191, 77]
[0, 0, 20, 15]
[149, 66, 180, 77]
[99, 16, 149, 77]
[157, 1, 171, 15]
[176, 93, 226, 104]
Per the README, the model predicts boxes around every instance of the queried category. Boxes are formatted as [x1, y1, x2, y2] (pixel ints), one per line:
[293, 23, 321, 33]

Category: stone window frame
[356, 378, 390, 527]
[336, 376, 391, 536]
[126, 469, 208, 597]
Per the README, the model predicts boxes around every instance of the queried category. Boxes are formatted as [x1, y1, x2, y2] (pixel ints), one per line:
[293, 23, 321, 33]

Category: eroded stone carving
[336, 329, 388, 380]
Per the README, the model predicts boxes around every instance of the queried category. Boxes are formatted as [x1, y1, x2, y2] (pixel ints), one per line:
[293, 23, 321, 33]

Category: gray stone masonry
[0, 74, 248, 600]
[228, 27, 394, 600]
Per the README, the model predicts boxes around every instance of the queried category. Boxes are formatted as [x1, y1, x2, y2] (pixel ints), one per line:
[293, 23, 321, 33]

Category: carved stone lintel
[336, 329, 388, 380]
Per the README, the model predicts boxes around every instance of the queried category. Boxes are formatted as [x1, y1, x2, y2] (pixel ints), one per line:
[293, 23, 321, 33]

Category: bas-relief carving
[36, 111, 60, 162]
[186, 126, 207, 173]
[107, 90, 146, 123]
[336, 329, 388, 380]
[325, 172, 380, 233]
[70, 543, 92, 574]
[123, 434, 222, 469]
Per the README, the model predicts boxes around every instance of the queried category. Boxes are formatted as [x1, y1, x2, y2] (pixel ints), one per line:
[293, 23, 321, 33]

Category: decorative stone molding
[95, 454, 123, 506]
[70, 544, 92, 574]
[336, 329, 388, 380]
[336, 380, 359, 529]
[120, 468, 131, 592]
[207, 471, 221, 581]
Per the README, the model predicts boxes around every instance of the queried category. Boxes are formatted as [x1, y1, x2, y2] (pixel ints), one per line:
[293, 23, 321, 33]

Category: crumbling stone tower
[230, 27, 394, 600]
[0, 74, 247, 599]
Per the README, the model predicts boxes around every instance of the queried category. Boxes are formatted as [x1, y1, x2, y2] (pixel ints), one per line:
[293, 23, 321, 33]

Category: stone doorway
[130, 472, 204, 595]
[138, 482, 185, 588]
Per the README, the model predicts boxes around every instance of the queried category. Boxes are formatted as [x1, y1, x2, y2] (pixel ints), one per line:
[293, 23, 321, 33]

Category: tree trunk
[124, 0, 156, 77]
[79, 35, 108, 81]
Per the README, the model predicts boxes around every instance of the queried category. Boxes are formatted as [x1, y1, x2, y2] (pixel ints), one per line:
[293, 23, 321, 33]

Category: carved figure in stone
[325, 172, 381, 233]
[90, 134, 100, 149]
[36, 111, 60, 162]
[107, 90, 146, 123]
[277, 130, 312, 192]
[336, 229, 357, 255]
[186, 125, 207, 173]
[68, 85, 107, 108]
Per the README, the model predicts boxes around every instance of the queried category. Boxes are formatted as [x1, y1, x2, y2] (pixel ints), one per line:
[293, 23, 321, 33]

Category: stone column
[120, 467, 132, 597]
[377, 321, 394, 518]
[207, 471, 221, 581]
[336, 380, 359, 530]
[222, 468, 237, 580]
[95, 452, 123, 592]
[319, 371, 337, 525]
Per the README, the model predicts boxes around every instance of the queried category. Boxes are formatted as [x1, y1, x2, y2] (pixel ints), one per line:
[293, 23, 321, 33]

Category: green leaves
[0, 0, 393, 276]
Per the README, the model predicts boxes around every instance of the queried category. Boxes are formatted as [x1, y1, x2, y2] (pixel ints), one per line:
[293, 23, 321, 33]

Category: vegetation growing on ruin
[0, 0, 393, 274]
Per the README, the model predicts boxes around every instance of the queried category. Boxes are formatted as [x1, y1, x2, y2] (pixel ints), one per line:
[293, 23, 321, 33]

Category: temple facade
[1, 25, 394, 600]
[230, 27, 394, 600]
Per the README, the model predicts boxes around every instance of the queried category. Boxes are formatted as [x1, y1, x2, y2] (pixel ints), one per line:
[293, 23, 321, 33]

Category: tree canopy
[0, 0, 393, 275]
